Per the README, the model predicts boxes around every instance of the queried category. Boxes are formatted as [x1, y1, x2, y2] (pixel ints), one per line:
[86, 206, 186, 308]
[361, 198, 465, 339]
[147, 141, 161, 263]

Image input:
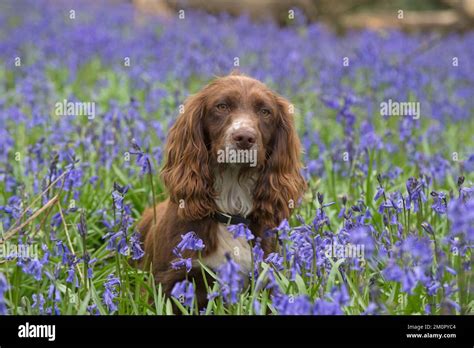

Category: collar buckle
[212, 211, 251, 226]
[220, 212, 233, 225]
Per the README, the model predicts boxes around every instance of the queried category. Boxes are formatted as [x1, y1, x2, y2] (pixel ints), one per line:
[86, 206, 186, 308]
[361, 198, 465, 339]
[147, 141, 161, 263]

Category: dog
[138, 73, 306, 308]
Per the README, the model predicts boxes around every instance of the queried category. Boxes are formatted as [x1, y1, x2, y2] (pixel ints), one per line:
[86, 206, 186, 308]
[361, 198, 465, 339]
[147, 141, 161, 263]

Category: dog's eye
[216, 103, 229, 112]
[260, 108, 271, 116]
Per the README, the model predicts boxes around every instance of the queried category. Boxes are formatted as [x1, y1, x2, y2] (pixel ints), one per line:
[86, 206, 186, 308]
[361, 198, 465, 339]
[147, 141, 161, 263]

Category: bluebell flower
[359, 121, 382, 151]
[307, 159, 321, 177]
[431, 191, 447, 215]
[170, 280, 195, 307]
[383, 262, 403, 282]
[427, 280, 441, 296]
[378, 191, 404, 215]
[171, 257, 193, 273]
[87, 258, 97, 279]
[48, 284, 61, 302]
[206, 291, 219, 302]
[446, 198, 474, 255]
[265, 252, 284, 271]
[105, 230, 129, 256]
[130, 138, 153, 176]
[102, 274, 120, 313]
[87, 304, 100, 315]
[401, 236, 433, 266]
[227, 223, 254, 241]
[173, 231, 205, 257]
[66, 267, 75, 284]
[217, 254, 243, 304]
[273, 292, 313, 315]
[459, 185, 474, 202]
[0, 273, 9, 315]
[328, 285, 350, 307]
[32, 293, 45, 314]
[46, 284, 61, 315]
[405, 177, 427, 213]
[55, 240, 72, 265]
[374, 186, 385, 202]
[313, 207, 330, 231]
[313, 299, 343, 315]
[253, 298, 262, 315]
[347, 225, 376, 258]
[21, 258, 44, 281]
[362, 302, 378, 315]
[275, 219, 291, 240]
[252, 239, 264, 268]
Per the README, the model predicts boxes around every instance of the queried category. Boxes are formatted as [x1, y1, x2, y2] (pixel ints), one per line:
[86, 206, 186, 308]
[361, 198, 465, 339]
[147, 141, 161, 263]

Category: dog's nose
[232, 129, 256, 150]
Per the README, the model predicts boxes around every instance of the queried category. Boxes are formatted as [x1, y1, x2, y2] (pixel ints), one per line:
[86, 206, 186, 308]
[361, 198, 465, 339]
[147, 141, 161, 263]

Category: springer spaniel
[138, 73, 306, 308]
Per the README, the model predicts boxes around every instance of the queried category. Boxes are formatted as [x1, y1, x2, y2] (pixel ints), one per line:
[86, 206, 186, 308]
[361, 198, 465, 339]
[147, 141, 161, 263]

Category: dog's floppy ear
[252, 94, 306, 227]
[161, 91, 216, 220]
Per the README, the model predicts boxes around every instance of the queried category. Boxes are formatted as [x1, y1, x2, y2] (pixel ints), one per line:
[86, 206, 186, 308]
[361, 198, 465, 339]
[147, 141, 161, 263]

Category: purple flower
[171, 258, 193, 273]
[87, 304, 100, 315]
[227, 223, 254, 241]
[447, 198, 474, 242]
[379, 191, 404, 214]
[313, 207, 330, 231]
[401, 236, 433, 266]
[405, 177, 426, 213]
[328, 285, 350, 307]
[252, 240, 264, 268]
[87, 258, 97, 279]
[383, 236, 433, 294]
[265, 252, 284, 271]
[105, 230, 129, 256]
[66, 267, 75, 284]
[171, 280, 195, 307]
[32, 293, 45, 314]
[431, 191, 447, 215]
[102, 274, 120, 313]
[0, 273, 9, 315]
[21, 258, 44, 281]
[359, 121, 382, 151]
[374, 186, 385, 202]
[217, 254, 243, 304]
[383, 262, 403, 282]
[276, 219, 291, 240]
[459, 185, 474, 202]
[347, 225, 376, 258]
[130, 232, 144, 260]
[173, 232, 205, 257]
[55, 240, 72, 265]
[130, 138, 153, 176]
[313, 299, 342, 315]
[362, 303, 378, 315]
[47, 284, 61, 315]
[273, 292, 313, 315]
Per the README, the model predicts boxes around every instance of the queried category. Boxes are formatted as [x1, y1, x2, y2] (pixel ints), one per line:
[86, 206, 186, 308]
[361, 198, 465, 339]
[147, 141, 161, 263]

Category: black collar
[212, 211, 251, 226]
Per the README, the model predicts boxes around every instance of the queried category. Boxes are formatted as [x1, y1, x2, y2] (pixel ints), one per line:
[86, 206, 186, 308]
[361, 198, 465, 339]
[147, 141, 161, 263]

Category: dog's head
[161, 73, 306, 224]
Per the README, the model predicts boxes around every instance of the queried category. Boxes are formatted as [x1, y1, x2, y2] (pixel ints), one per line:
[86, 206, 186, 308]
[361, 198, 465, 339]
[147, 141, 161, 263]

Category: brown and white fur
[137, 73, 306, 308]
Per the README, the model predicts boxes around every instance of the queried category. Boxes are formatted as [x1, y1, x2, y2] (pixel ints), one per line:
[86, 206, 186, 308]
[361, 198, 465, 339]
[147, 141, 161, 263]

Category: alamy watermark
[324, 241, 365, 262]
[380, 99, 420, 120]
[55, 99, 95, 120]
[18, 322, 55, 341]
[0, 243, 39, 260]
[217, 147, 257, 167]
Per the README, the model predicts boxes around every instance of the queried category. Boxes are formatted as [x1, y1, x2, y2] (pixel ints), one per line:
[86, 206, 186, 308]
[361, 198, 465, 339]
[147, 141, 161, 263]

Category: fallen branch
[4, 170, 69, 233]
[1, 195, 59, 242]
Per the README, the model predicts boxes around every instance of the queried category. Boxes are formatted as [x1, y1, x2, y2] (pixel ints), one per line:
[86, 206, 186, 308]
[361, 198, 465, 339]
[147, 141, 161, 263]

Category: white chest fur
[201, 169, 256, 273]
[202, 225, 253, 273]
